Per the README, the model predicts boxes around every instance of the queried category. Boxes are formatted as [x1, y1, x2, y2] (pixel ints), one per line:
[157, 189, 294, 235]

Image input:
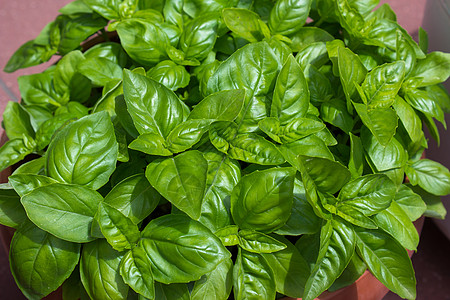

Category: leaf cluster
[1, 0, 450, 299]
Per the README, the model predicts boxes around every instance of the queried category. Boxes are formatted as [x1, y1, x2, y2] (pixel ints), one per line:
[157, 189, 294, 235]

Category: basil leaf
[238, 229, 287, 253]
[271, 55, 310, 124]
[372, 201, 419, 251]
[215, 225, 240, 246]
[166, 119, 212, 153]
[154, 282, 190, 300]
[320, 98, 354, 134]
[140, 214, 230, 283]
[46, 112, 118, 190]
[410, 51, 450, 87]
[303, 219, 355, 300]
[4, 40, 54, 73]
[180, 13, 219, 60]
[18, 72, 64, 108]
[408, 184, 447, 219]
[119, 247, 155, 299]
[355, 227, 416, 300]
[80, 239, 129, 300]
[404, 88, 445, 126]
[0, 184, 27, 228]
[289, 27, 334, 52]
[191, 258, 233, 300]
[116, 19, 170, 65]
[2, 102, 35, 140]
[394, 185, 426, 221]
[207, 42, 279, 132]
[231, 167, 295, 233]
[188, 89, 246, 121]
[279, 135, 334, 160]
[338, 174, 396, 216]
[82, 0, 120, 19]
[222, 8, 269, 42]
[147, 60, 190, 91]
[268, 0, 312, 35]
[233, 249, 276, 300]
[129, 133, 173, 156]
[227, 133, 285, 165]
[95, 202, 141, 251]
[123, 70, 190, 138]
[405, 159, 450, 196]
[8, 174, 58, 197]
[261, 235, 310, 298]
[10, 222, 80, 300]
[338, 47, 367, 109]
[393, 96, 424, 144]
[104, 173, 160, 224]
[78, 57, 123, 86]
[146, 150, 207, 220]
[348, 133, 364, 178]
[0, 139, 34, 173]
[21, 183, 103, 243]
[328, 254, 366, 292]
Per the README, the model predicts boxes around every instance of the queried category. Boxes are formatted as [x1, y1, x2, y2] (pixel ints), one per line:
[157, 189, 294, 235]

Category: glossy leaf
[78, 57, 123, 86]
[238, 229, 287, 253]
[95, 202, 141, 251]
[0, 139, 34, 173]
[104, 173, 161, 225]
[405, 159, 450, 196]
[0, 184, 27, 228]
[271, 55, 310, 124]
[338, 174, 396, 216]
[191, 258, 233, 300]
[338, 47, 367, 106]
[268, 0, 312, 35]
[8, 174, 58, 197]
[394, 185, 426, 222]
[21, 183, 103, 243]
[289, 27, 334, 52]
[123, 70, 190, 138]
[2, 102, 35, 140]
[46, 112, 118, 190]
[410, 51, 450, 87]
[348, 133, 364, 178]
[147, 60, 190, 91]
[140, 214, 230, 283]
[261, 235, 310, 298]
[10, 222, 80, 300]
[188, 89, 245, 121]
[180, 14, 219, 60]
[215, 225, 240, 246]
[355, 228, 416, 300]
[393, 96, 424, 144]
[146, 150, 207, 219]
[119, 247, 155, 299]
[129, 133, 173, 156]
[320, 99, 354, 134]
[80, 239, 129, 300]
[233, 249, 276, 300]
[231, 167, 295, 233]
[166, 119, 212, 153]
[222, 8, 269, 42]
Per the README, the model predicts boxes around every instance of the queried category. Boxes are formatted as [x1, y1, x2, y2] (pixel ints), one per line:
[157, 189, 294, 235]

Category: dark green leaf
[0, 139, 34, 173]
[405, 159, 450, 196]
[222, 8, 269, 42]
[2, 101, 35, 140]
[191, 258, 233, 300]
[180, 13, 219, 60]
[238, 229, 287, 253]
[394, 185, 426, 221]
[0, 184, 27, 228]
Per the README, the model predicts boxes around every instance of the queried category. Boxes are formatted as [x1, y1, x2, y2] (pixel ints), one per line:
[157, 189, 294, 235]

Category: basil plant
[1, 0, 450, 299]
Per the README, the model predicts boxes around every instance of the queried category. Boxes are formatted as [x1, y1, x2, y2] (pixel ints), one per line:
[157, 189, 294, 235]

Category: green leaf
[82, 0, 120, 19]
[0, 139, 34, 173]
[362, 61, 405, 109]
[166, 119, 212, 153]
[147, 60, 190, 91]
[405, 159, 450, 196]
[54, 50, 91, 103]
[335, 204, 378, 229]
[180, 13, 219, 60]
[46, 112, 118, 190]
[188, 89, 245, 121]
[119, 247, 155, 299]
[393, 96, 424, 144]
[18, 72, 64, 108]
[338, 174, 396, 216]
[8, 174, 58, 197]
[140, 214, 230, 283]
[303, 219, 355, 300]
[271, 55, 310, 124]
[154, 282, 190, 300]
[410, 51, 450, 87]
[78, 57, 123, 86]
[21, 183, 103, 243]
[353, 102, 398, 146]
[199, 150, 240, 232]
[2, 102, 35, 140]
[329, 254, 366, 292]
[279, 135, 334, 160]
[214, 225, 240, 246]
[10, 222, 80, 300]
[11, 157, 45, 176]
[233, 249, 276, 300]
[268, 0, 312, 35]
[404, 88, 445, 127]
[95, 202, 140, 252]
[123, 70, 190, 138]
[372, 201, 419, 251]
[35, 113, 78, 151]
[238, 229, 287, 253]
[408, 185, 446, 219]
[129, 133, 173, 156]
[0, 184, 27, 228]
[261, 235, 310, 298]
[362, 128, 407, 172]
[338, 47, 367, 107]
[348, 133, 363, 178]
[228, 133, 286, 165]
[289, 27, 334, 52]
[355, 228, 416, 300]
[191, 258, 233, 300]
[4, 40, 54, 73]
[296, 42, 329, 70]
[231, 167, 295, 233]
[275, 178, 321, 235]
[321, 99, 354, 134]
[394, 185, 426, 222]
[207, 42, 279, 132]
[222, 8, 269, 42]
[146, 150, 207, 219]
[104, 173, 161, 224]
[116, 19, 170, 65]
[80, 239, 129, 300]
